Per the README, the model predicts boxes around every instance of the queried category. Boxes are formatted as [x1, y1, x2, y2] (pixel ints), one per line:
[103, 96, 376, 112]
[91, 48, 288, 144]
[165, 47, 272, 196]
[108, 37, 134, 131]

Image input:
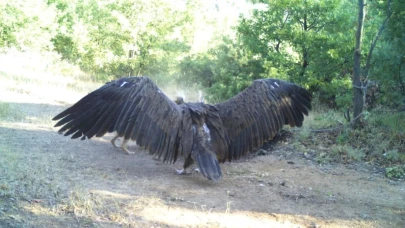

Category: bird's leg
[111, 135, 120, 147]
[176, 155, 194, 175]
[121, 139, 135, 155]
[176, 168, 199, 175]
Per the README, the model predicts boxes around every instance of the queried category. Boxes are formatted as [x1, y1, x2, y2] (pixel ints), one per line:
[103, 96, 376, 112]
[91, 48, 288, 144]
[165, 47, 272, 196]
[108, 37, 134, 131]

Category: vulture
[53, 76, 311, 181]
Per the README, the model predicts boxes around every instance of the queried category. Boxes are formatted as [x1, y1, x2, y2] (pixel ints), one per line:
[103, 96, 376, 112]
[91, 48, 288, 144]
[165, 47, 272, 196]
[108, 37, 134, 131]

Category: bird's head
[175, 96, 185, 105]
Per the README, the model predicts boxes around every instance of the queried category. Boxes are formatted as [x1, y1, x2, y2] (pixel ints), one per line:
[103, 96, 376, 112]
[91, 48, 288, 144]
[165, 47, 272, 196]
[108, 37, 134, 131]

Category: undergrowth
[295, 106, 405, 179]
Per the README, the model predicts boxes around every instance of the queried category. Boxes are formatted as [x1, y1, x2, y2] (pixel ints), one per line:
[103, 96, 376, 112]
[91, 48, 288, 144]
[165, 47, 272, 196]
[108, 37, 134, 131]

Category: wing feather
[86, 101, 120, 138]
[95, 101, 124, 137]
[215, 79, 311, 160]
[178, 106, 193, 157]
[53, 76, 183, 163]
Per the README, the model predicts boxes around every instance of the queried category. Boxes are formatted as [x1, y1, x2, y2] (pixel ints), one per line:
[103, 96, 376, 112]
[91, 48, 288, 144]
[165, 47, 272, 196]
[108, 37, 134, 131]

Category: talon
[176, 168, 193, 175]
[176, 169, 186, 175]
[122, 148, 135, 155]
[122, 139, 135, 154]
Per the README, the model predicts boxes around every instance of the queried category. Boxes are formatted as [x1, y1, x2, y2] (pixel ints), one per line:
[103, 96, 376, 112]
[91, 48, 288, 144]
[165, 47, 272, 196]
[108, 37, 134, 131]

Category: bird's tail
[194, 149, 222, 181]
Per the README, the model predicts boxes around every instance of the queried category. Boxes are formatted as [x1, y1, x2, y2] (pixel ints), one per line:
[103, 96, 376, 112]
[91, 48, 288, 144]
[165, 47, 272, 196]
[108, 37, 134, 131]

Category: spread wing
[53, 76, 185, 163]
[214, 79, 312, 161]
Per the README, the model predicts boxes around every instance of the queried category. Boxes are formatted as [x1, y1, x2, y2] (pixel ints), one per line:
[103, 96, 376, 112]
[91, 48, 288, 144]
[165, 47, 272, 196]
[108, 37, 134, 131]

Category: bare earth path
[0, 81, 404, 227]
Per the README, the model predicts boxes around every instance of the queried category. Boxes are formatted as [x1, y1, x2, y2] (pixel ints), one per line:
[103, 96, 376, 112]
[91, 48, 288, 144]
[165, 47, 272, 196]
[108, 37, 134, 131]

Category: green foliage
[178, 37, 265, 102]
[0, 0, 404, 112]
[48, 0, 192, 80]
[207, 37, 264, 102]
[324, 145, 365, 162]
[296, 104, 405, 166]
[370, 112, 405, 134]
[384, 149, 400, 162]
[237, 0, 355, 107]
[335, 111, 405, 164]
[0, 1, 56, 51]
[358, 0, 405, 109]
[370, 40, 405, 108]
[178, 54, 214, 88]
[385, 166, 405, 179]
[0, 3, 23, 49]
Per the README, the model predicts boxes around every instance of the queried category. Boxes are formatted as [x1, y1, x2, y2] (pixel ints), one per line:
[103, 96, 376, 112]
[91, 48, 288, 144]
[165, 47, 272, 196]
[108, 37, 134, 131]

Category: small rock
[227, 191, 235, 197]
[227, 190, 235, 197]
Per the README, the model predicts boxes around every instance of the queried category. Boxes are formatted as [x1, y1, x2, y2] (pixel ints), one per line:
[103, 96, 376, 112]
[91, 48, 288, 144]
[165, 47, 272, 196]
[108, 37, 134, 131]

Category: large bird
[53, 76, 311, 181]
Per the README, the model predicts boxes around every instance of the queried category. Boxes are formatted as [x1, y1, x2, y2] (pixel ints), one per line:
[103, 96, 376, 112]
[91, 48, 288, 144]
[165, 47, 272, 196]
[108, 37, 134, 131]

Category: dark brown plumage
[53, 76, 311, 181]
[110, 95, 185, 154]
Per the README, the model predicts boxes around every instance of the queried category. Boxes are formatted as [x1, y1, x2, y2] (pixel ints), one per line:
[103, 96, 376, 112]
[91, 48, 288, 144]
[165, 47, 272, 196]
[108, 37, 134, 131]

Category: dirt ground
[0, 84, 404, 228]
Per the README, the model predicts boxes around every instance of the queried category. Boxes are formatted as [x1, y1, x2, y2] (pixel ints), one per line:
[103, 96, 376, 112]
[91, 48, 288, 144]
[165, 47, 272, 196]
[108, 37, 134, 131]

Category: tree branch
[363, 0, 392, 81]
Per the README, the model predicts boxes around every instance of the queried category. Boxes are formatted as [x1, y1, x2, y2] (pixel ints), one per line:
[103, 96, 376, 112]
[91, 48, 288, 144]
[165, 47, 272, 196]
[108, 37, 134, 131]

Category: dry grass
[0, 102, 26, 121]
[0, 52, 98, 226]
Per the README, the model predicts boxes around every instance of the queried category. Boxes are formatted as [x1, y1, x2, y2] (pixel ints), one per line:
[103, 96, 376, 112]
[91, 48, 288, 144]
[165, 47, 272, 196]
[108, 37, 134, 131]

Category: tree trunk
[352, 0, 366, 127]
[300, 13, 309, 79]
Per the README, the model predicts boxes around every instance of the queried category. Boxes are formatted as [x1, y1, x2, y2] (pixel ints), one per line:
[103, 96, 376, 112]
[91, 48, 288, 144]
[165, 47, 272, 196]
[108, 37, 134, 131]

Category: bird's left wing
[214, 79, 312, 161]
[53, 76, 184, 163]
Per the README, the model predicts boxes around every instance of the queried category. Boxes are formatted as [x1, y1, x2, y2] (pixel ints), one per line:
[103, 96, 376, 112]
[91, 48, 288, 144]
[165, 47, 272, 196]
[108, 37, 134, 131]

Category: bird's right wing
[214, 79, 312, 161]
[53, 76, 184, 163]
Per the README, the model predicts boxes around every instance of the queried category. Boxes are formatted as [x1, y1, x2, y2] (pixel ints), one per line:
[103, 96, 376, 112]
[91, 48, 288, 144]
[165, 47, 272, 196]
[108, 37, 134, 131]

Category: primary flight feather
[53, 76, 311, 181]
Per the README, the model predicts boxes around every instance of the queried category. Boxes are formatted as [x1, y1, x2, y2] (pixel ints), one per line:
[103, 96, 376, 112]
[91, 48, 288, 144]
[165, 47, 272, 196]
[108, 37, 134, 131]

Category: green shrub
[385, 166, 405, 179]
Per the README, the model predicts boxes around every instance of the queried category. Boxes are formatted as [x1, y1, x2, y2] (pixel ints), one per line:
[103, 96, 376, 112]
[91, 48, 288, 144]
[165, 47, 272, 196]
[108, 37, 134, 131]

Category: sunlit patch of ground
[19, 191, 379, 228]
